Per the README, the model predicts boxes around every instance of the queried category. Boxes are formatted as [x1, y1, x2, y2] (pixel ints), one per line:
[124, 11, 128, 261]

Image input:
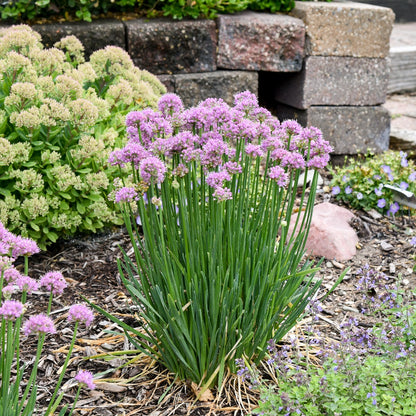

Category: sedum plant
[330, 150, 416, 216]
[0, 25, 166, 249]
[92, 91, 333, 390]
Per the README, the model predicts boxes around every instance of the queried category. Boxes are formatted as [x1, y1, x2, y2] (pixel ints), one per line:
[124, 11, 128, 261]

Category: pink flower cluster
[75, 369, 96, 390]
[110, 91, 333, 202]
[68, 304, 94, 327]
[0, 222, 40, 259]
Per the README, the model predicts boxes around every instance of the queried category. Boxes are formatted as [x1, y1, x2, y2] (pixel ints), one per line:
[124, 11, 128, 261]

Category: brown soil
[16, 173, 416, 416]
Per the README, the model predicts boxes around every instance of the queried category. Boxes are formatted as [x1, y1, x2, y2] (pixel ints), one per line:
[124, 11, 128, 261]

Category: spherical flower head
[75, 370, 96, 390]
[2, 284, 16, 299]
[115, 187, 138, 204]
[16, 275, 39, 294]
[377, 199, 386, 209]
[213, 186, 233, 202]
[11, 236, 40, 258]
[245, 143, 264, 158]
[3, 266, 22, 284]
[40, 271, 67, 295]
[68, 304, 94, 327]
[269, 166, 289, 188]
[23, 314, 56, 336]
[158, 93, 183, 117]
[0, 299, 24, 321]
[139, 156, 166, 185]
[331, 186, 340, 196]
[206, 171, 231, 189]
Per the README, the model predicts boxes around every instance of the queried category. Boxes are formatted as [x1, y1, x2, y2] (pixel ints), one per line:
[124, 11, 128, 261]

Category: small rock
[368, 209, 383, 220]
[389, 263, 396, 274]
[380, 241, 394, 251]
[403, 278, 410, 286]
[332, 260, 345, 269]
[326, 261, 334, 268]
[95, 382, 127, 393]
[288, 202, 359, 261]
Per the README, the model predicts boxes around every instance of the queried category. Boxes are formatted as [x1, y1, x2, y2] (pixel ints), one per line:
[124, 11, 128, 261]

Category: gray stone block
[32, 20, 126, 58]
[290, 1, 395, 57]
[271, 56, 389, 109]
[217, 11, 305, 72]
[157, 75, 175, 93]
[125, 19, 217, 75]
[272, 104, 390, 155]
[173, 71, 258, 108]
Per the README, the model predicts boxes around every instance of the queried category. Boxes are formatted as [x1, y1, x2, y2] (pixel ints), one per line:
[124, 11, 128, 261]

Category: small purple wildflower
[269, 166, 289, 188]
[410, 236, 416, 246]
[409, 171, 416, 182]
[400, 151, 408, 167]
[68, 304, 94, 327]
[23, 314, 56, 336]
[331, 186, 341, 195]
[356, 192, 363, 200]
[0, 299, 24, 320]
[75, 370, 96, 390]
[40, 271, 67, 295]
[387, 202, 400, 216]
[345, 186, 352, 195]
[399, 181, 409, 190]
[374, 187, 383, 197]
[377, 199, 386, 208]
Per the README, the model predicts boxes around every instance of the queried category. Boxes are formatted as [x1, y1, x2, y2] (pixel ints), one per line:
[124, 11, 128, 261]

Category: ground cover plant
[0, 221, 97, 415]
[88, 90, 334, 394]
[0, 25, 166, 249]
[237, 265, 416, 415]
[330, 150, 416, 216]
[1, 0, 327, 22]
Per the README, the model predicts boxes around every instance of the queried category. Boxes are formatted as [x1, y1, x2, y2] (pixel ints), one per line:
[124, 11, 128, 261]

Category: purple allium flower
[0, 256, 13, 272]
[331, 186, 341, 195]
[40, 271, 67, 295]
[206, 171, 231, 189]
[0, 299, 24, 320]
[234, 90, 258, 112]
[245, 143, 264, 158]
[387, 202, 400, 216]
[356, 192, 363, 200]
[377, 199, 386, 208]
[221, 161, 242, 175]
[213, 186, 233, 202]
[120, 142, 150, 168]
[115, 187, 138, 204]
[281, 151, 306, 170]
[75, 370, 96, 390]
[201, 138, 230, 169]
[139, 156, 166, 185]
[281, 119, 302, 136]
[3, 266, 22, 284]
[2, 284, 16, 299]
[345, 186, 352, 195]
[158, 93, 183, 117]
[11, 236, 40, 258]
[269, 166, 289, 188]
[23, 314, 56, 336]
[409, 171, 416, 182]
[15, 275, 39, 294]
[400, 181, 409, 190]
[68, 304, 94, 327]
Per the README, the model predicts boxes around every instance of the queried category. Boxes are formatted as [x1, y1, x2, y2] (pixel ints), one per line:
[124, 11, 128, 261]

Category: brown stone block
[217, 11, 305, 72]
[173, 71, 258, 108]
[272, 104, 390, 155]
[271, 56, 390, 109]
[125, 19, 217, 75]
[290, 1, 395, 57]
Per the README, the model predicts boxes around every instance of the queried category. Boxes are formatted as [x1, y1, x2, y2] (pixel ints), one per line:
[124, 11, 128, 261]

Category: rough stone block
[157, 75, 175, 93]
[32, 20, 126, 58]
[290, 1, 395, 57]
[125, 19, 217, 75]
[273, 104, 390, 155]
[217, 11, 305, 72]
[173, 71, 258, 108]
[270, 56, 389, 109]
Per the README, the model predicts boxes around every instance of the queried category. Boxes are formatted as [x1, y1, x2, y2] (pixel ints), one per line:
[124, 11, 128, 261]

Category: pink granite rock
[288, 202, 358, 261]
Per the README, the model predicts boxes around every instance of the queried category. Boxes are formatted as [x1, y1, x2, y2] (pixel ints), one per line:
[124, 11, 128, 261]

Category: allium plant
[238, 266, 416, 415]
[96, 91, 332, 389]
[0, 25, 166, 249]
[0, 221, 95, 415]
[330, 150, 416, 215]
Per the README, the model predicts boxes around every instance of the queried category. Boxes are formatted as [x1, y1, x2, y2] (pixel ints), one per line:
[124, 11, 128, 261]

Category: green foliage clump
[0, 0, 326, 22]
[0, 25, 166, 248]
[330, 151, 416, 215]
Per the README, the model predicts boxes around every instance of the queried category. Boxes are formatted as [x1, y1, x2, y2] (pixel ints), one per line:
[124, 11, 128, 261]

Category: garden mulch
[17, 171, 416, 416]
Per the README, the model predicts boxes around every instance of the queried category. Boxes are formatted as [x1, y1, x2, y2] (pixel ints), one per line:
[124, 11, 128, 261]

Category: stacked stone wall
[1, 1, 395, 156]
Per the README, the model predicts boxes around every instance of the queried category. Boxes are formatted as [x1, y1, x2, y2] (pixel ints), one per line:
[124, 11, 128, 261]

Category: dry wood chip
[95, 382, 128, 392]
